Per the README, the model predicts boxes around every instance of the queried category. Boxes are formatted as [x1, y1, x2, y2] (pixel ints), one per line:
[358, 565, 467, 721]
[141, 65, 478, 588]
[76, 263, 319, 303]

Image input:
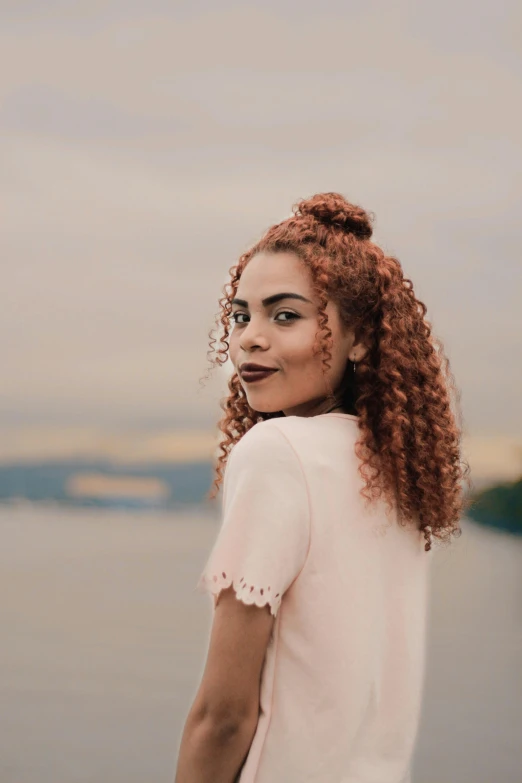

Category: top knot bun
[293, 192, 373, 240]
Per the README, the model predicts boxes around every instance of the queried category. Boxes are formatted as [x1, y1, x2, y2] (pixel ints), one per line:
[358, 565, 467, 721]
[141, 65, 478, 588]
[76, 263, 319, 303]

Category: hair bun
[294, 192, 373, 240]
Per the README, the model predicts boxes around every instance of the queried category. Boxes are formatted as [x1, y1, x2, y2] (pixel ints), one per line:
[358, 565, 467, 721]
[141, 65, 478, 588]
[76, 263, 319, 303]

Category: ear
[349, 336, 369, 362]
[339, 320, 368, 362]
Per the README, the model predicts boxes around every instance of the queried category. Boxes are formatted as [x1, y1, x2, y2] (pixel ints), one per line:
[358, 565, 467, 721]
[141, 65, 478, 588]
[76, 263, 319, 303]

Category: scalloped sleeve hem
[196, 571, 282, 617]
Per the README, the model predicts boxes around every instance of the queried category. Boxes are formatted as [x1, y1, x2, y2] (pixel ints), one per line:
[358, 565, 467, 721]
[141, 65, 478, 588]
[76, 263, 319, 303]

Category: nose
[237, 316, 270, 349]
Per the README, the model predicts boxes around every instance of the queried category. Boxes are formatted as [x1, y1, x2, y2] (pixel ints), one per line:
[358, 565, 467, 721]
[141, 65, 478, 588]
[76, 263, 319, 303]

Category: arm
[174, 585, 275, 782]
[174, 705, 257, 783]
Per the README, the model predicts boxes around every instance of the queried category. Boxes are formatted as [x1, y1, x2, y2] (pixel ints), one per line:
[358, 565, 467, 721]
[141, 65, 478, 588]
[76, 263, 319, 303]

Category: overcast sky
[2, 1, 521, 441]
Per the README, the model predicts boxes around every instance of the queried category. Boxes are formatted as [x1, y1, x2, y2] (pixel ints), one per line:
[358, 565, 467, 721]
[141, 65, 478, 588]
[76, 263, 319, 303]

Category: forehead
[236, 251, 311, 295]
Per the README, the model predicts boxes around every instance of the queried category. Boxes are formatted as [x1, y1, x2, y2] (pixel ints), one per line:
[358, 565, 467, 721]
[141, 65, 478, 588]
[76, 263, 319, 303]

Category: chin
[247, 401, 282, 415]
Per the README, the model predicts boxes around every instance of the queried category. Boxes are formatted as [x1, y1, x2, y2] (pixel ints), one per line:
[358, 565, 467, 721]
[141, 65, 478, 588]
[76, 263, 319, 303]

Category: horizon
[0, 425, 520, 486]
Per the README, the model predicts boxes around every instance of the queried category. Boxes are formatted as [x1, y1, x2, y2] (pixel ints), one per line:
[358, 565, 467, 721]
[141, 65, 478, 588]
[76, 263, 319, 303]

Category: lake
[0, 504, 520, 782]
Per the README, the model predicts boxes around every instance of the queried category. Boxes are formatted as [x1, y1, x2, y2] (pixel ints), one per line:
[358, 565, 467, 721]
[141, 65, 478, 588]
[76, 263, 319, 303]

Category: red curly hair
[199, 192, 472, 552]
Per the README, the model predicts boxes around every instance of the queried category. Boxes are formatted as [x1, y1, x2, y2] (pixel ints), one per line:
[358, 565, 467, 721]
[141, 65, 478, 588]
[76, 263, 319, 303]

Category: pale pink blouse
[196, 413, 432, 782]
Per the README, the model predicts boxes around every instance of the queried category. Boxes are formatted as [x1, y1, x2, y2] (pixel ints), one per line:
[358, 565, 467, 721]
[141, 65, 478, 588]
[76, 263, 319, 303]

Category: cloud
[1, 2, 521, 434]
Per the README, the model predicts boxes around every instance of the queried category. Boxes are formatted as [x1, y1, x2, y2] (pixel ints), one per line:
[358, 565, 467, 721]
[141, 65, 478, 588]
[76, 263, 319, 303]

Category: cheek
[281, 334, 320, 368]
[228, 321, 318, 366]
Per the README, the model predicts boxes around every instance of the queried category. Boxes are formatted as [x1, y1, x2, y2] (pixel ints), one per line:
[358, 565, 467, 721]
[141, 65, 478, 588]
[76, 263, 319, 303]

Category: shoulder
[228, 418, 299, 468]
[222, 420, 308, 500]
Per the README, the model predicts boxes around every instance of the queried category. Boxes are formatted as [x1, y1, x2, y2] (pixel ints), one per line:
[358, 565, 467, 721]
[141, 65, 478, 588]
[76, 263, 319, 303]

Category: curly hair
[198, 191, 472, 552]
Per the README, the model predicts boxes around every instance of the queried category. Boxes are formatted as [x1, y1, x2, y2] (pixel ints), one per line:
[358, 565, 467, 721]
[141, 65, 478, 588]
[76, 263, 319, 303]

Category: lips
[240, 368, 278, 383]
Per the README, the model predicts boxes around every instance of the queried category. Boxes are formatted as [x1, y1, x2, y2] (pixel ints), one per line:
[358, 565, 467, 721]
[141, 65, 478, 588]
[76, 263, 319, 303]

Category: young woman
[175, 192, 471, 782]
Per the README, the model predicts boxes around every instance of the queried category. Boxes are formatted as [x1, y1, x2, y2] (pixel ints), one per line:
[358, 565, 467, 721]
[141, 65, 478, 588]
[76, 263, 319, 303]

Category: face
[228, 251, 365, 418]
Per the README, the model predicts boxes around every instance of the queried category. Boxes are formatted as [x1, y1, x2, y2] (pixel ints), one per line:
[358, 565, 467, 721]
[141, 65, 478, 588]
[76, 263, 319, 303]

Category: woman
[175, 192, 471, 782]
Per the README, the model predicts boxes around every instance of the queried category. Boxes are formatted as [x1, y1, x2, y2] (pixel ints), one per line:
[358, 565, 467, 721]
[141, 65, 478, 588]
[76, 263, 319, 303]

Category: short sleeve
[195, 420, 310, 618]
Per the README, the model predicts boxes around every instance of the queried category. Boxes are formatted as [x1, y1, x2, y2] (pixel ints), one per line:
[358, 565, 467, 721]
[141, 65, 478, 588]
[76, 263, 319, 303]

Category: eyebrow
[231, 292, 313, 308]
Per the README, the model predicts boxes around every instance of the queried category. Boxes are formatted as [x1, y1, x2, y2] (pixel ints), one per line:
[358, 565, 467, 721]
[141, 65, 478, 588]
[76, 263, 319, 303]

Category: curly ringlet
[198, 191, 472, 552]
[296, 192, 374, 240]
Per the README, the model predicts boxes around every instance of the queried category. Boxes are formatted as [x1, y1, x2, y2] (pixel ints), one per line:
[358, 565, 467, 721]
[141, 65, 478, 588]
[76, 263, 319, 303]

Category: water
[0, 505, 520, 782]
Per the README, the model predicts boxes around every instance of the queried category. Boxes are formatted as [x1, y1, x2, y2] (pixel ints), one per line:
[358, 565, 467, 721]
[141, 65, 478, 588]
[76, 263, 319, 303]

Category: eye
[276, 311, 299, 323]
[231, 311, 299, 325]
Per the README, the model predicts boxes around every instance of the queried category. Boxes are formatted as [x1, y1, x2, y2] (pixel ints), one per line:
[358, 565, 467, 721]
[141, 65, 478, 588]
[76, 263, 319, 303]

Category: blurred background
[1, 2, 521, 782]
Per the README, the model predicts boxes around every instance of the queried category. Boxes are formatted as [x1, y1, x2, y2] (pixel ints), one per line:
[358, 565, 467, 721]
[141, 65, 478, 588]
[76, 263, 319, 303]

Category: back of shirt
[197, 412, 432, 783]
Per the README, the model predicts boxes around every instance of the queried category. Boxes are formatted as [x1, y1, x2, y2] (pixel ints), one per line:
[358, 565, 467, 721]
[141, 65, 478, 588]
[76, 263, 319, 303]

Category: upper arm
[193, 421, 310, 726]
[193, 585, 275, 727]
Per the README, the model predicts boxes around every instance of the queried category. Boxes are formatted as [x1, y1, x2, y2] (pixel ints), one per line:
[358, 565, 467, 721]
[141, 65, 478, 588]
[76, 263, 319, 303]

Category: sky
[2, 1, 521, 466]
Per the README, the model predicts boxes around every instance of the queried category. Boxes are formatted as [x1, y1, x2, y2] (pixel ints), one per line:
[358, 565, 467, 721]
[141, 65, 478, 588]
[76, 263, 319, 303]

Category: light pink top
[196, 413, 432, 783]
